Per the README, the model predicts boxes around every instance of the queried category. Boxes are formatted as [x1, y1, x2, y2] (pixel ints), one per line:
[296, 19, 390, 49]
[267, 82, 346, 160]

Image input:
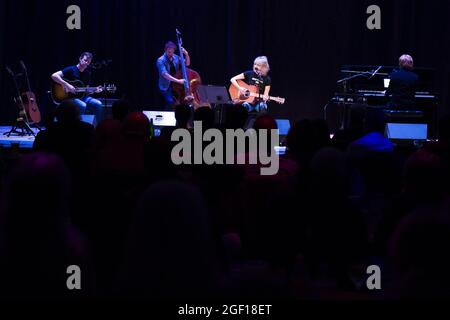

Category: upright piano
[332, 65, 439, 138]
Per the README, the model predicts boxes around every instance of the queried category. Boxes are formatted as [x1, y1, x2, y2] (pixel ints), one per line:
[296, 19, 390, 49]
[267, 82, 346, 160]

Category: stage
[0, 126, 39, 149]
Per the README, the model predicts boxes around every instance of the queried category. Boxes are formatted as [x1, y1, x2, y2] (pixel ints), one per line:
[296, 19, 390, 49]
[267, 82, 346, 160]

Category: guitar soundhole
[239, 93, 249, 100]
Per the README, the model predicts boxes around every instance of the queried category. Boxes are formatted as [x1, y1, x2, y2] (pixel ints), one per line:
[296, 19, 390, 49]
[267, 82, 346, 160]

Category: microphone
[90, 59, 112, 69]
[20, 60, 27, 72]
[6, 66, 14, 76]
[369, 66, 382, 79]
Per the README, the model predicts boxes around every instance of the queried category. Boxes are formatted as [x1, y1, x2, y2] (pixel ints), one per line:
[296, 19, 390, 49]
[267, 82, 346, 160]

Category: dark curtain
[1, 0, 450, 124]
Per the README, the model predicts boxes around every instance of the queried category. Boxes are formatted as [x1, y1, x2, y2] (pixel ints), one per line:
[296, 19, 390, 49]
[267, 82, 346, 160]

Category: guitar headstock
[104, 84, 117, 93]
[273, 97, 285, 104]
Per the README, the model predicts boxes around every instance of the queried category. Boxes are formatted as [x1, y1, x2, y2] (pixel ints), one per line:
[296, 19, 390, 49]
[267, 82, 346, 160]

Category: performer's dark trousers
[160, 87, 175, 111]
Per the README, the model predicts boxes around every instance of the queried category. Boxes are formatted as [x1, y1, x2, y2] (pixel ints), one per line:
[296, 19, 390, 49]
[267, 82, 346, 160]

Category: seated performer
[51, 52, 104, 123]
[385, 54, 419, 108]
[230, 56, 272, 113]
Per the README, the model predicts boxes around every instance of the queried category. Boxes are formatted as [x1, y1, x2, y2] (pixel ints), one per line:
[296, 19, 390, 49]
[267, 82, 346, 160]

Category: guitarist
[230, 56, 272, 113]
[51, 52, 104, 123]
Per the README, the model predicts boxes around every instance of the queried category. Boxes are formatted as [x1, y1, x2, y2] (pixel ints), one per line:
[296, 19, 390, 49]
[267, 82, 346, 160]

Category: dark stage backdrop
[1, 0, 450, 126]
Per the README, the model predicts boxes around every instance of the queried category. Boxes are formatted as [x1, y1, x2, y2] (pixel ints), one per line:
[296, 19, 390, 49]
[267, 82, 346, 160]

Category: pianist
[385, 54, 419, 108]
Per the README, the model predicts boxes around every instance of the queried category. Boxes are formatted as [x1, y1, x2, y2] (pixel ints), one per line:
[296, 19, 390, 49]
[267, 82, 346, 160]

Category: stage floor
[0, 126, 39, 149]
[0, 120, 288, 155]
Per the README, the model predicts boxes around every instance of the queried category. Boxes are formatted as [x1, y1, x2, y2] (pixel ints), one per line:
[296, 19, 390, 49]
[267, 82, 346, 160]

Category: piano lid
[338, 65, 436, 95]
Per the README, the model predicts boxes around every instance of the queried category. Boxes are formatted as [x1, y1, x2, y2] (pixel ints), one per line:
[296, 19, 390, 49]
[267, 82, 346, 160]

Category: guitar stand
[30, 122, 43, 131]
[5, 62, 38, 137]
[4, 116, 36, 137]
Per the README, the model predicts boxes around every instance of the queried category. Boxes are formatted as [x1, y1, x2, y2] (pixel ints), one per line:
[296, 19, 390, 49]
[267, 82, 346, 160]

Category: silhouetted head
[225, 105, 248, 130]
[55, 99, 80, 124]
[438, 114, 450, 144]
[118, 180, 217, 299]
[174, 104, 192, 128]
[403, 149, 444, 202]
[0, 152, 89, 299]
[2, 152, 71, 221]
[123, 112, 151, 139]
[112, 99, 131, 122]
[194, 106, 215, 130]
[286, 119, 315, 157]
[310, 147, 347, 196]
[253, 114, 277, 131]
[389, 209, 450, 298]
[252, 114, 278, 155]
[311, 119, 330, 149]
[95, 118, 123, 148]
[364, 107, 386, 134]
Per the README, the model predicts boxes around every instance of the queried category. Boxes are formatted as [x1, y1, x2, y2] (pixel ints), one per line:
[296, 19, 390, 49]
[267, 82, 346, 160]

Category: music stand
[197, 85, 232, 124]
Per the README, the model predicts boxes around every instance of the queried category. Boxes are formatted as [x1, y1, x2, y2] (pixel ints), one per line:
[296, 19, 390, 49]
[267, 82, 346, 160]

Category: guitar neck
[249, 92, 278, 101]
[75, 87, 99, 92]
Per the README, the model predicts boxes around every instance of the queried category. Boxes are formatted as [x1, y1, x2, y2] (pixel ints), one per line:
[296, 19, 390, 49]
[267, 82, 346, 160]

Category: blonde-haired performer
[398, 54, 414, 70]
[230, 56, 272, 113]
[385, 54, 419, 108]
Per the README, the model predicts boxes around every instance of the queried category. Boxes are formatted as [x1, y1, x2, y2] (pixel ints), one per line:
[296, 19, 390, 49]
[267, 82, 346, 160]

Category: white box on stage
[143, 111, 176, 127]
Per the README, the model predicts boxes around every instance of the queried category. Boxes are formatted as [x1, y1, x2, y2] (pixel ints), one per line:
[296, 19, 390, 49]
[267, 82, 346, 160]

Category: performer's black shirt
[169, 59, 176, 77]
[243, 70, 271, 94]
[385, 68, 419, 107]
[62, 65, 91, 85]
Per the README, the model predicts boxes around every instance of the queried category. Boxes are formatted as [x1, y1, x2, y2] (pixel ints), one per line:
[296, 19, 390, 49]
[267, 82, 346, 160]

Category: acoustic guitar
[51, 79, 116, 105]
[21, 91, 41, 123]
[19, 61, 41, 123]
[229, 80, 285, 105]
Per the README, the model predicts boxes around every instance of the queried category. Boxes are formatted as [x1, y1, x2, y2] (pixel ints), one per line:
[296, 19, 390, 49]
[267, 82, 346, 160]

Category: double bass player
[156, 41, 191, 110]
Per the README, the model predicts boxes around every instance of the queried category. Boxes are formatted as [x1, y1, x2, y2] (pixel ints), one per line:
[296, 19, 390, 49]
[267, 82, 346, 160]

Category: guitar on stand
[229, 80, 286, 105]
[4, 64, 36, 137]
[20, 60, 42, 125]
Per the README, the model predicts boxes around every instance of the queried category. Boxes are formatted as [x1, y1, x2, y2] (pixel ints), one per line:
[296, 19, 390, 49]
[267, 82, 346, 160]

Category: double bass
[172, 29, 203, 109]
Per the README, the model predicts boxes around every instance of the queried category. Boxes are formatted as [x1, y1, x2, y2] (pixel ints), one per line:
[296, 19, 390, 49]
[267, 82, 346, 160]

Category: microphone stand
[255, 70, 264, 105]
[90, 59, 113, 107]
[333, 67, 385, 130]
[335, 72, 370, 130]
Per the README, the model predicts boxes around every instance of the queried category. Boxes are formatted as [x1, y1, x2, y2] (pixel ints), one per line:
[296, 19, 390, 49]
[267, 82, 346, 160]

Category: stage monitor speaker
[80, 115, 97, 127]
[275, 119, 291, 136]
[55, 114, 97, 127]
[276, 119, 291, 146]
[385, 123, 428, 141]
[97, 98, 120, 108]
